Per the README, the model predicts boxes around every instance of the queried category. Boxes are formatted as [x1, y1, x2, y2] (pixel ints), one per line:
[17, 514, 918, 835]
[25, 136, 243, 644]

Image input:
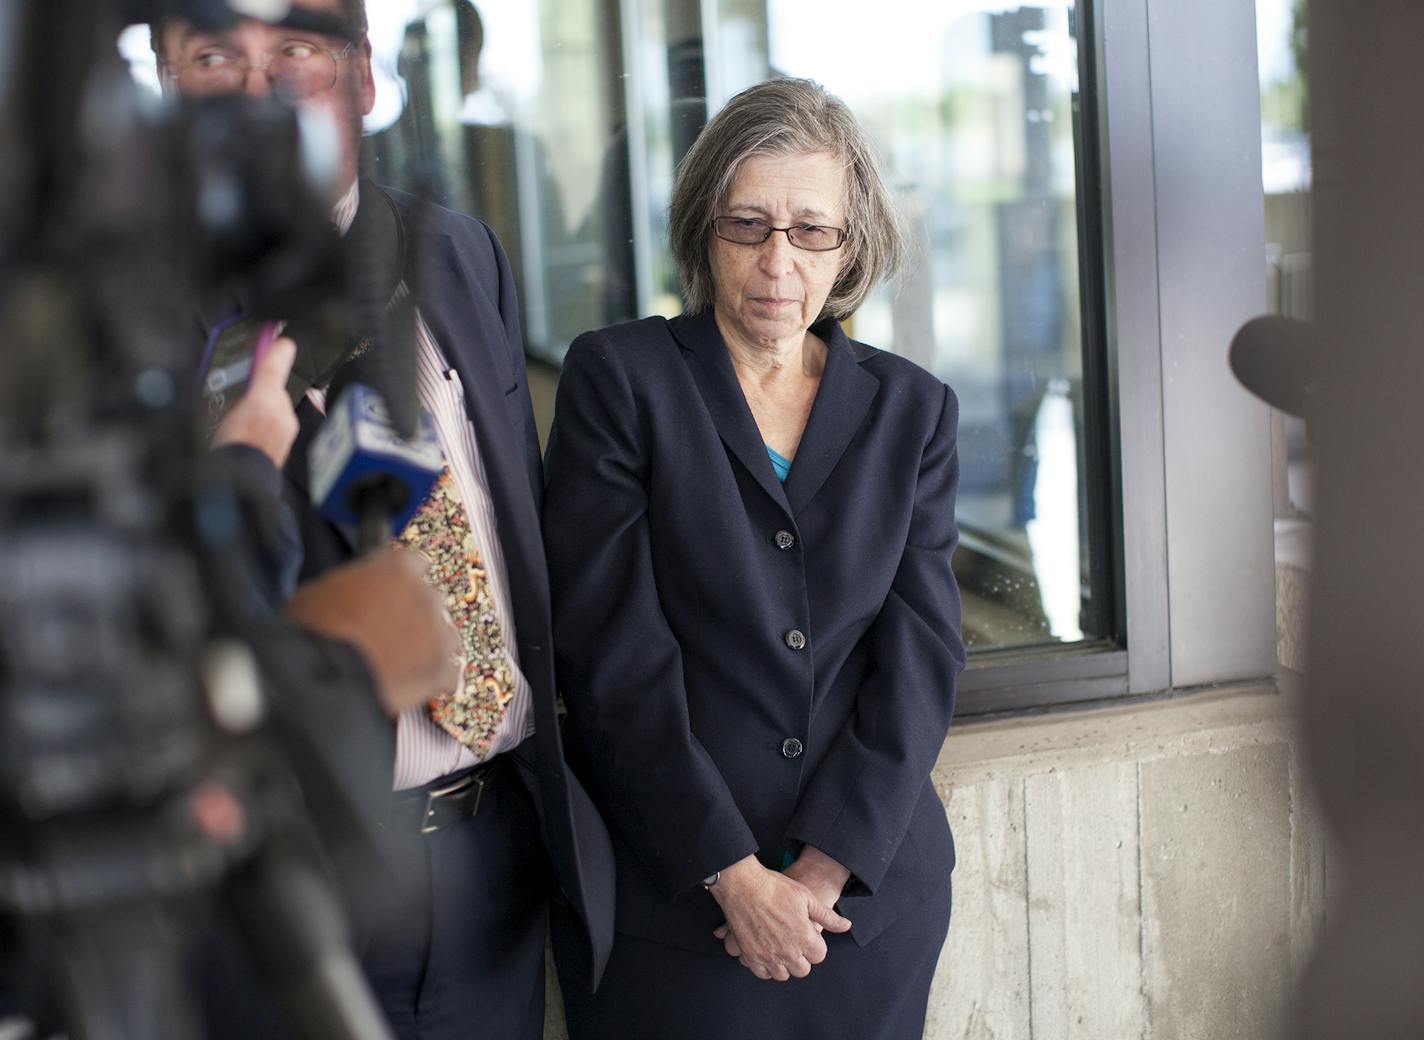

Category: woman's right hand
[708, 855, 852, 981]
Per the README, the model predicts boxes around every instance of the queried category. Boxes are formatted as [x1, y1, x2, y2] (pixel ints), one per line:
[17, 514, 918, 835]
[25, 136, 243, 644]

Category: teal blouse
[766, 445, 792, 483]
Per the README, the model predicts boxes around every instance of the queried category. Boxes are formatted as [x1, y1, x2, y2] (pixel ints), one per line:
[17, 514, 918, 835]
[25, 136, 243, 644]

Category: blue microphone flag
[309, 384, 442, 533]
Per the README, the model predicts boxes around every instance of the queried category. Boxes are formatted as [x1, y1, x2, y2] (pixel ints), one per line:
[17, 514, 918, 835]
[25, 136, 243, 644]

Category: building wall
[924, 681, 1323, 1040]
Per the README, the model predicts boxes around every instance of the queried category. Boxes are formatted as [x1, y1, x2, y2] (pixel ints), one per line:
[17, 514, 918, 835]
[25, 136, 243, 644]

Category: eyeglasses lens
[713, 218, 844, 251]
[179, 48, 336, 98]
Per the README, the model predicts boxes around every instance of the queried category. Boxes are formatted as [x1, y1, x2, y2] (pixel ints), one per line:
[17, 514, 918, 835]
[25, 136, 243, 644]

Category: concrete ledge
[935, 681, 1296, 786]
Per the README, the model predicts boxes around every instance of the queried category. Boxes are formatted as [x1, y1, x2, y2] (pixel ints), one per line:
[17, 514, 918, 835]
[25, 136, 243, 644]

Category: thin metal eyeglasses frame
[168, 39, 356, 93]
[711, 217, 849, 252]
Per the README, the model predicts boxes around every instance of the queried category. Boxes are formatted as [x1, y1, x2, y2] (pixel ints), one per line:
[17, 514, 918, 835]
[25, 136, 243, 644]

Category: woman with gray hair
[543, 77, 964, 1039]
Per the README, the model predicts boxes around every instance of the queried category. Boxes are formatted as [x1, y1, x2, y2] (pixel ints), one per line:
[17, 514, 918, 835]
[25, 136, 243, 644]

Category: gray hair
[668, 77, 905, 320]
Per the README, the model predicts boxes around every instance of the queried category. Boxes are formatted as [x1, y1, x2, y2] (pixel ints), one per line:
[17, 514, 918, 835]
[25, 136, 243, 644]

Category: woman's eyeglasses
[712, 217, 849, 252]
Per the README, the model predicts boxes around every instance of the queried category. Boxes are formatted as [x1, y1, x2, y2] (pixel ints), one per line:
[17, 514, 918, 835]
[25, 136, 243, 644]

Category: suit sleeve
[194, 450, 398, 902]
[205, 442, 304, 609]
[785, 383, 965, 894]
[543, 333, 759, 898]
[251, 624, 396, 828]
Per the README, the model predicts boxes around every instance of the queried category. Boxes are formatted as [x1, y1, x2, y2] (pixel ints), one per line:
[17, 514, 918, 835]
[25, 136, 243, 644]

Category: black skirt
[553, 877, 951, 1040]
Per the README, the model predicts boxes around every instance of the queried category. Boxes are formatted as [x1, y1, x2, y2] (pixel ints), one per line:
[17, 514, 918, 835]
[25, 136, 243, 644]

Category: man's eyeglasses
[712, 217, 849, 252]
[169, 39, 355, 99]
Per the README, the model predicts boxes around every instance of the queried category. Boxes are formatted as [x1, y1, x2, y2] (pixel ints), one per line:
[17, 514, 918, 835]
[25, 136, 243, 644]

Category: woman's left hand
[714, 845, 853, 966]
[708, 855, 849, 980]
[782, 845, 852, 914]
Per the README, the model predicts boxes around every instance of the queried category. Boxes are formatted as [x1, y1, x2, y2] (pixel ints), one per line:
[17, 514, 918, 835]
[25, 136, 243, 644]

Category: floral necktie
[397, 468, 516, 758]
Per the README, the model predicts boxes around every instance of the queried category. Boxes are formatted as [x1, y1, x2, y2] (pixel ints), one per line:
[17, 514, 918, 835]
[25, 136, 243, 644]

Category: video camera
[0, 2, 415, 1037]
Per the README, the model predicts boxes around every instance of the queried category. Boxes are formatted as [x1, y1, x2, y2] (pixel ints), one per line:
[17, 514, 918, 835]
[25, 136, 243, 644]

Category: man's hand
[212, 335, 300, 468]
[707, 855, 852, 981]
[285, 549, 460, 716]
[782, 845, 853, 913]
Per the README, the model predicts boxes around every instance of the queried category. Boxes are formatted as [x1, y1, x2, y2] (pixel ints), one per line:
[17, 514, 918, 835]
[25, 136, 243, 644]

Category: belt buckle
[419, 771, 485, 835]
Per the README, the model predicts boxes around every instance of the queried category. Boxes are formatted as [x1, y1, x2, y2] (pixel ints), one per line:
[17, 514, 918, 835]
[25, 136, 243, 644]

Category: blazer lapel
[782, 318, 880, 515]
[671, 310, 793, 516]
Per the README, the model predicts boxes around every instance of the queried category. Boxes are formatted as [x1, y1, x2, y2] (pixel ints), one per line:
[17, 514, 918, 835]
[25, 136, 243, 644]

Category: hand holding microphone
[286, 548, 461, 716]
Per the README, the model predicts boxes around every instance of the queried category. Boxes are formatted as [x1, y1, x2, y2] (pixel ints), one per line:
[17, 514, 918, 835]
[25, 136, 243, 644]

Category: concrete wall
[924, 683, 1324, 1040]
[542, 680, 1324, 1040]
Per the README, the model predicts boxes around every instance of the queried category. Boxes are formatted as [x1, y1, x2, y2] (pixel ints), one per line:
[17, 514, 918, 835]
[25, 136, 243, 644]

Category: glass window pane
[363, 0, 636, 362]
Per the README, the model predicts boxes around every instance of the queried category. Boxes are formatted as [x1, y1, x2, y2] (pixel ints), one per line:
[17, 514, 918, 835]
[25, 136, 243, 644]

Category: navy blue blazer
[542, 309, 965, 954]
[281, 185, 615, 989]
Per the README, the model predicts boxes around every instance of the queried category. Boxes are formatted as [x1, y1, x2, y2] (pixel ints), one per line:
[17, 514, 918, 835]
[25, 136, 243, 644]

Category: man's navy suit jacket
[282, 184, 615, 989]
[542, 309, 965, 955]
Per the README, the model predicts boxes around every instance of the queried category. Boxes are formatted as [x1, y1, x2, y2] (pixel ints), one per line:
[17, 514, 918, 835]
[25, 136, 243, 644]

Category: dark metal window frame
[955, 0, 1128, 716]
[955, 0, 1277, 715]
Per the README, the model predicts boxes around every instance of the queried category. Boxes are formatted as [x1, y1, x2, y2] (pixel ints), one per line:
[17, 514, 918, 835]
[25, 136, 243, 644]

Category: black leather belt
[388, 762, 497, 835]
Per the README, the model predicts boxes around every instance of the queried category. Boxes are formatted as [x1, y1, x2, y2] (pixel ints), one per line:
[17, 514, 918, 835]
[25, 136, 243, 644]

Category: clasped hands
[708, 848, 852, 982]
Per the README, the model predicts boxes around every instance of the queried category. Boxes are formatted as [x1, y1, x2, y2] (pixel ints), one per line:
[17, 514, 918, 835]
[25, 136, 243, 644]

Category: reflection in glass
[363, 1, 632, 362]
[1025, 380, 1081, 642]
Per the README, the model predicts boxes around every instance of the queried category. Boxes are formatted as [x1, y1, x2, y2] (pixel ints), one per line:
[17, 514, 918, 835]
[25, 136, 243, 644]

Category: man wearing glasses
[152, 3, 616, 1038]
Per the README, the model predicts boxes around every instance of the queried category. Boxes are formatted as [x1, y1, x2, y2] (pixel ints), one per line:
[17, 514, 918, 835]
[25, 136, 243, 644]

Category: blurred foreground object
[0, 2, 399, 1037]
[1249, 2, 1424, 1036]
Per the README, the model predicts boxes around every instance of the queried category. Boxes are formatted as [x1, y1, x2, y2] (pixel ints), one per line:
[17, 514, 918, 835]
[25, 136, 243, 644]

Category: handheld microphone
[1229, 314, 1321, 421]
[308, 384, 441, 553]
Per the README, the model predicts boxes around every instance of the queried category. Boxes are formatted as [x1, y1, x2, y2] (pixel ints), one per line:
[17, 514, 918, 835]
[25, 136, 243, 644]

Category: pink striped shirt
[326, 182, 535, 789]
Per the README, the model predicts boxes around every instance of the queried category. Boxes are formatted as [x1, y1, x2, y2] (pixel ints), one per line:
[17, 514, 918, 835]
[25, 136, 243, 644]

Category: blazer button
[781, 737, 804, 759]
[784, 629, 806, 651]
[774, 529, 796, 550]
